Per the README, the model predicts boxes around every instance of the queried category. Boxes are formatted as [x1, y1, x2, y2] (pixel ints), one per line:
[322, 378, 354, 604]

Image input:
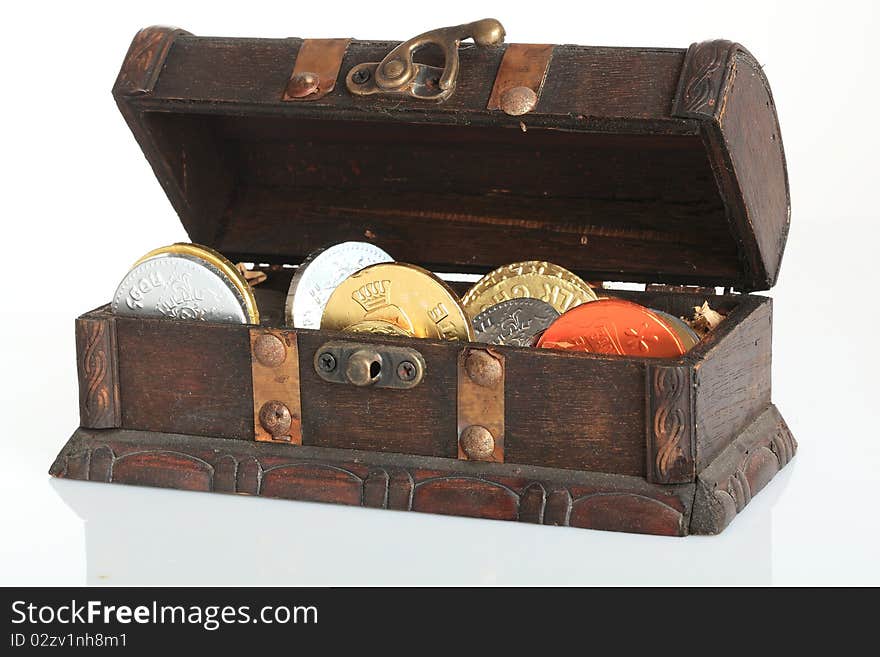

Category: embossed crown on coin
[351, 280, 392, 313]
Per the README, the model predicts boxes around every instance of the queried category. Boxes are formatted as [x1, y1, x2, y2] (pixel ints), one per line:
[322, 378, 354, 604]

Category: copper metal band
[487, 43, 554, 115]
[250, 329, 302, 444]
[282, 38, 351, 101]
[457, 348, 505, 462]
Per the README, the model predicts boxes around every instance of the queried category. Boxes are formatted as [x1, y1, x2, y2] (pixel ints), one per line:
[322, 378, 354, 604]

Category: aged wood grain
[51, 428, 696, 536]
[114, 315, 254, 439]
[691, 296, 772, 470]
[719, 51, 790, 287]
[503, 346, 646, 476]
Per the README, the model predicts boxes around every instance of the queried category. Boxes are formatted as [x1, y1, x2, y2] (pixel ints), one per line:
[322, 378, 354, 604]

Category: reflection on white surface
[50, 467, 792, 586]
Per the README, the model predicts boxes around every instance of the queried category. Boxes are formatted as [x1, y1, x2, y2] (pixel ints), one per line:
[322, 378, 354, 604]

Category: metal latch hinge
[346, 18, 505, 102]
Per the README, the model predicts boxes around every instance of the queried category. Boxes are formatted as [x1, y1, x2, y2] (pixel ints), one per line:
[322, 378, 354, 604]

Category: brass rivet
[259, 400, 292, 438]
[464, 350, 502, 387]
[253, 334, 286, 367]
[286, 71, 320, 98]
[460, 425, 495, 460]
[499, 86, 538, 116]
[382, 59, 405, 79]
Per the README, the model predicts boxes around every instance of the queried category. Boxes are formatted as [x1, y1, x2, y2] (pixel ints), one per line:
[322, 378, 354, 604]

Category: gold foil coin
[461, 261, 599, 318]
[321, 263, 475, 341]
[346, 320, 414, 337]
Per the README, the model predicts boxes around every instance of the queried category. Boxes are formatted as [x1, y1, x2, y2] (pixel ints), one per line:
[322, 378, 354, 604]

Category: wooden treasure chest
[50, 19, 796, 536]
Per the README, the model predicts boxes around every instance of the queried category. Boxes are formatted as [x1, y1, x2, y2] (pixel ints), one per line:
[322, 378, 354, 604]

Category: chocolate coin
[321, 263, 474, 341]
[650, 308, 700, 350]
[536, 298, 686, 358]
[346, 320, 413, 337]
[285, 241, 393, 328]
[461, 261, 599, 317]
[472, 298, 560, 347]
[112, 243, 259, 324]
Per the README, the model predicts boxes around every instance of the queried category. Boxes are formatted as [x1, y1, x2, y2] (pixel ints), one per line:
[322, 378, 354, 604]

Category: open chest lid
[113, 20, 790, 292]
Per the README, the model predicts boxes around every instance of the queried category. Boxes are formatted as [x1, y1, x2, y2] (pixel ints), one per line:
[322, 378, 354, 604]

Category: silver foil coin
[472, 298, 560, 347]
[285, 242, 393, 328]
[111, 253, 250, 323]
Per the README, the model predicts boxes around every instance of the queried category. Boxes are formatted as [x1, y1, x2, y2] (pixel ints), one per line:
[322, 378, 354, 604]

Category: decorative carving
[75, 316, 120, 429]
[544, 488, 573, 526]
[672, 40, 735, 119]
[770, 422, 797, 467]
[518, 483, 547, 524]
[115, 26, 190, 95]
[646, 365, 694, 484]
[691, 405, 797, 535]
[51, 429, 698, 536]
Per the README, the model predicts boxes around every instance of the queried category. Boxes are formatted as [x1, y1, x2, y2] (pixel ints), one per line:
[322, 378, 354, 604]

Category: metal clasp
[314, 341, 426, 389]
[346, 18, 505, 102]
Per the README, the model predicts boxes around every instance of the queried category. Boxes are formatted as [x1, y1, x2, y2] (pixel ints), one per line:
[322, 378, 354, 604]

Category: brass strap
[457, 348, 505, 462]
[282, 38, 351, 101]
[250, 329, 302, 444]
[487, 43, 554, 115]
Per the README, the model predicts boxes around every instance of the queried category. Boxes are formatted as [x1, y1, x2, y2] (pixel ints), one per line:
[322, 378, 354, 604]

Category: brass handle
[346, 18, 505, 102]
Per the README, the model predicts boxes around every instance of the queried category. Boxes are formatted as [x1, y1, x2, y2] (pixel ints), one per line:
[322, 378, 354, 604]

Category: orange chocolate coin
[536, 298, 687, 358]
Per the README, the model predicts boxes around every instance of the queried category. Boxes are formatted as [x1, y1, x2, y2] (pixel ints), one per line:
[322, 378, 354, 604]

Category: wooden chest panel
[693, 298, 772, 470]
[115, 314, 254, 440]
[505, 348, 645, 476]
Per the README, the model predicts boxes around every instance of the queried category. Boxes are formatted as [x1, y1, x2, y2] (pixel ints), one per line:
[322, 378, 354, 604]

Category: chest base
[50, 404, 794, 537]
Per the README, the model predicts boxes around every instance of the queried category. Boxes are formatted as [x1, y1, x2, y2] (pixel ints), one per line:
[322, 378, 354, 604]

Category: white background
[1, 0, 878, 585]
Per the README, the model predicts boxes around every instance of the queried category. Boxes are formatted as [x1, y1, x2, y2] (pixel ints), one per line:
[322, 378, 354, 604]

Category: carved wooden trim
[646, 365, 695, 484]
[75, 315, 121, 429]
[115, 26, 191, 96]
[672, 40, 737, 119]
[691, 405, 796, 535]
[51, 428, 695, 537]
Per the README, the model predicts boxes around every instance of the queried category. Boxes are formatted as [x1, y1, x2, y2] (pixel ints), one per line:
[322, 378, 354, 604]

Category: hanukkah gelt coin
[650, 308, 700, 350]
[461, 261, 599, 317]
[285, 241, 393, 329]
[346, 320, 413, 337]
[536, 298, 686, 357]
[112, 243, 259, 324]
[472, 298, 560, 347]
[321, 263, 474, 341]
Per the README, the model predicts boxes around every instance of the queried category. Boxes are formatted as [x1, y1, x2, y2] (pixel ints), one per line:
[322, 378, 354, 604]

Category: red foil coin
[536, 298, 687, 358]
